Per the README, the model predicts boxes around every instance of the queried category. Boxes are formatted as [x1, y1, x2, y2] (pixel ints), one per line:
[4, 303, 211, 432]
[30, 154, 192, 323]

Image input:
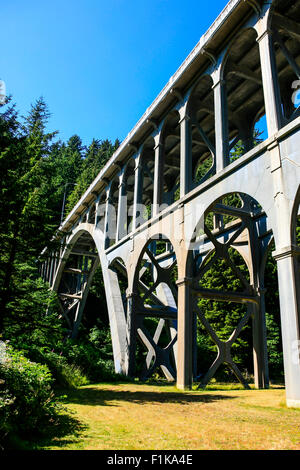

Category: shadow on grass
[9, 411, 88, 450]
[10, 384, 237, 449]
[60, 386, 236, 408]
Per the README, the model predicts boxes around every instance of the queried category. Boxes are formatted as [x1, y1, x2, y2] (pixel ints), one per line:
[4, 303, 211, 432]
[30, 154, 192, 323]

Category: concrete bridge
[41, 0, 300, 408]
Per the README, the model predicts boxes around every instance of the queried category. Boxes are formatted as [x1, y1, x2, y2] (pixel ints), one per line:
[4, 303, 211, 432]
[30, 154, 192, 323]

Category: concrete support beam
[116, 170, 127, 242]
[179, 105, 191, 198]
[103, 186, 112, 249]
[256, 28, 282, 135]
[273, 246, 300, 408]
[212, 77, 228, 172]
[126, 291, 138, 377]
[153, 133, 164, 216]
[132, 152, 143, 230]
[176, 277, 193, 390]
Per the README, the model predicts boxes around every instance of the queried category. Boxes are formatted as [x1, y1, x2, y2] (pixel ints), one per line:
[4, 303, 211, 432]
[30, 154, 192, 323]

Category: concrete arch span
[127, 234, 179, 380]
[51, 223, 128, 374]
[184, 191, 273, 388]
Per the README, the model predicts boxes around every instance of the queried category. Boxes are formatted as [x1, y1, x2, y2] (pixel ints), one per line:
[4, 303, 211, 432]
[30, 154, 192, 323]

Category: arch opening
[131, 236, 178, 381]
[56, 231, 101, 338]
[190, 192, 282, 388]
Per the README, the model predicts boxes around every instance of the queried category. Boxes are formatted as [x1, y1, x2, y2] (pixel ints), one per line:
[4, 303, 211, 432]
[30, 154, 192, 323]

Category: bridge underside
[41, 0, 300, 408]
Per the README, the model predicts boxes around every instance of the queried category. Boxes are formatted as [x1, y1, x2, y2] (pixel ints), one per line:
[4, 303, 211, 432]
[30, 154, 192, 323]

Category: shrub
[61, 341, 119, 383]
[59, 327, 121, 383]
[27, 347, 88, 389]
[0, 343, 62, 446]
[0, 384, 15, 446]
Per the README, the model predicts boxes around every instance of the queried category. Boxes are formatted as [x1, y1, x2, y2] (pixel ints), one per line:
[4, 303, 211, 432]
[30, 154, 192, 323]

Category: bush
[60, 326, 121, 383]
[61, 341, 119, 383]
[0, 343, 62, 447]
[0, 384, 15, 445]
[27, 347, 88, 389]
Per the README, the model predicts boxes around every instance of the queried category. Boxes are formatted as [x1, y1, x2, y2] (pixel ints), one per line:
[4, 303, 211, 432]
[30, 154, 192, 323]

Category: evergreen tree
[65, 138, 120, 214]
[0, 98, 58, 332]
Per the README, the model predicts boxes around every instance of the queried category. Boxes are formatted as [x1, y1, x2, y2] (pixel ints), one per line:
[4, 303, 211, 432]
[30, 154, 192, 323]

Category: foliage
[60, 325, 120, 383]
[26, 348, 89, 389]
[0, 343, 62, 447]
[0, 98, 59, 330]
[65, 138, 120, 214]
[3, 263, 62, 347]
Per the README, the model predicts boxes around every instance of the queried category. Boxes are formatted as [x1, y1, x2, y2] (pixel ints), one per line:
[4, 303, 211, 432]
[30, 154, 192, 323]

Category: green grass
[18, 382, 300, 450]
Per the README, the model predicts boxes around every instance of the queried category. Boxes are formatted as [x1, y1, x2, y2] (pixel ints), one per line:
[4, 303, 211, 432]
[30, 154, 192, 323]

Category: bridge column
[132, 151, 143, 230]
[248, 219, 269, 389]
[212, 75, 228, 172]
[116, 169, 127, 241]
[273, 246, 300, 408]
[103, 185, 112, 249]
[176, 277, 193, 390]
[256, 25, 282, 135]
[251, 289, 269, 389]
[179, 104, 191, 198]
[126, 291, 138, 377]
[153, 133, 164, 217]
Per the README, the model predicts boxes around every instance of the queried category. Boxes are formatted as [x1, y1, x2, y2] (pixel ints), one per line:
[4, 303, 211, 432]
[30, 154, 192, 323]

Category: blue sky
[1, 0, 229, 146]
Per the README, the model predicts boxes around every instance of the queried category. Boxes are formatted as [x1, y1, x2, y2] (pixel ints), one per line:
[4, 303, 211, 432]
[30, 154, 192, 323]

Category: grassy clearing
[25, 382, 300, 450]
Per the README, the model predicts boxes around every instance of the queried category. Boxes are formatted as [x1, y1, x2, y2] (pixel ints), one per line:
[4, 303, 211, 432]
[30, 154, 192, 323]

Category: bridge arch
[185, 191, 274, 388]
[128, 234, 179, 380]
[51, 223, 127, 374]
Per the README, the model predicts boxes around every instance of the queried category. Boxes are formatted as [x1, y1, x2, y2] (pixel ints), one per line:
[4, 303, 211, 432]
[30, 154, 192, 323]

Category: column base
[176, 383, 192, 391]
[286, 399, 300, 409]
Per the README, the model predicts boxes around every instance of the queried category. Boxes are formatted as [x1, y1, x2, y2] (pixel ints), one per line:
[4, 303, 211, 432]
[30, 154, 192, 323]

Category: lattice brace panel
[133, 236, 178, 381]
[191, 192, 271, 388]
[56, 233, 100, 337]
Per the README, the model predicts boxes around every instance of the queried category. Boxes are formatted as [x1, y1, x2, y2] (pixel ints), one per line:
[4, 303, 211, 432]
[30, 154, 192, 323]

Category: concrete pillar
[116, 170, 127, 242]
[179, 107, 191, 198]
[41, 262, 45, 281]
[49, 255, 55, 287]
[176, 277, 193, 389]
[94, 200, 99, 228]
[132, 152, 143, 230]
[273, 246, 300, 408]
[257, 29, 282, 136]
[248, 220, 269, 389]
[212, 78, 228, 172]
[153, 133, 164, 217]
[251, 289, 269, 389]
[103, 186, 111, 249]
[126, 291, 138, 377]
[46, 258, 51, 284]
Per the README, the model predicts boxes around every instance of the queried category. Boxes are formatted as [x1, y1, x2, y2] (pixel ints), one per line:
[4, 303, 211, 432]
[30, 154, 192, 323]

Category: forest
[0, 96, 284, 449]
